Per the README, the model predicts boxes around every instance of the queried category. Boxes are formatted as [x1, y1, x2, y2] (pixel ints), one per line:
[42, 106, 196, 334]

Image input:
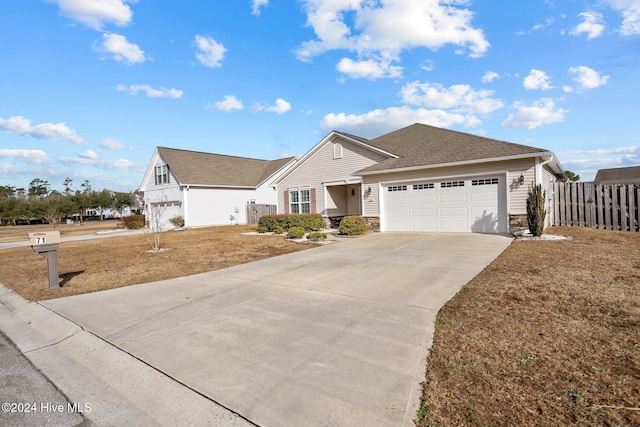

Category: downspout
[535, 155, 554, 185]
[536, 156, 554, 227]
[183, 185, 190, 228]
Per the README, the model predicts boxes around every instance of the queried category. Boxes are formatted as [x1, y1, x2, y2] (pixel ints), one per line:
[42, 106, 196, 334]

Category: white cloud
[569, 65, 610, 89]
[0, 115, 84, 144]
[100, 138, 132, 150]
[602, 0, 640, 35]
[482, 71, 500, 83]
[296, 0, 489, 65]
[194, 35, 227, 68]
[94, 33, 145, 64]
[251, 0, 269, 16]
[523, 69, 553, 90]
[79, 149, 98, 160]
[117, 84, 184, 98]
[0, 149, 50, 164]
[336, 57, 403, 79]
[213, 95, 244, 111]
[400, 81, 504, 114]
[321, 106, 477, 137]
[570, 11, 606, 40]
[50, 0, 134, 30]
[267, 98, 292, 114]
[502, 98, 567, 129]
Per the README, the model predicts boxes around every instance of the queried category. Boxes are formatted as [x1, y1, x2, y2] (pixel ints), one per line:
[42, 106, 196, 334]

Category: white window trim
[289, 188, 311, 214]
[333, 143, 343, 159]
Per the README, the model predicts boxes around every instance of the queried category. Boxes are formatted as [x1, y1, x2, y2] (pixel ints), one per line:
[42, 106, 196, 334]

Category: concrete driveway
[43, 232, 512, 427]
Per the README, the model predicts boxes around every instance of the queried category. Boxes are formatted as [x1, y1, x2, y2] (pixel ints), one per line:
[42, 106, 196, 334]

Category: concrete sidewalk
[40, 232, 512, 426]
[0, 285, 255, 427]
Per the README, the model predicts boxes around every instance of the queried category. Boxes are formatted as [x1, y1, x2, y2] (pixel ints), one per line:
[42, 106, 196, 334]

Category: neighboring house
[274, 123, 566, 234]
[139, 147, 296, 228]
[594, 166, 640, 185]
[85, 206, 132, 219]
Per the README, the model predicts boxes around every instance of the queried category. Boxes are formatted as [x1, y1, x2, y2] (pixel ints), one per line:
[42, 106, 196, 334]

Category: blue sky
[1, 0, 639, 193]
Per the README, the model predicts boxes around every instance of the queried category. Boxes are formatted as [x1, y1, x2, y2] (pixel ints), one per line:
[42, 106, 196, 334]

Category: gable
[277, 134, 391, 189]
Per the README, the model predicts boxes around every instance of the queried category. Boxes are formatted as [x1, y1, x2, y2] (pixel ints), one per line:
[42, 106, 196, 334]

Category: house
[274, 123, 566, 234]
[594, 165, 640, 185]
[139, 147, 296, 228]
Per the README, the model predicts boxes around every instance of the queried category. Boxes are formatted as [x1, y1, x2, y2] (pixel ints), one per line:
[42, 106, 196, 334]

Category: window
[440, 181, 464, 188]
[413, 183, 434, 190]
[155, 165, 169, 185]
[333, 143, 343, 159]
[472, 178, 499, 186]
[387, 185, 407, 192]
[289, 189, 310, 214]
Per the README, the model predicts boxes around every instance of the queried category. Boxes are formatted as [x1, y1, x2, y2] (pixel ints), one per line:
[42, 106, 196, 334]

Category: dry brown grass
[418, 227, 640, 426]
[0, 224, 313, 301]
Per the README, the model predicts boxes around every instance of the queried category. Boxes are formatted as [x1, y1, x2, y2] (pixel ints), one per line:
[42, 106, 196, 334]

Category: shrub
[307, 232, 327, 241]
[273, 226, 285, 234]
[256, 226, 268, 233]
[287, 226, 305, 239]
[169, 215, 185, 228]
[526, 183, 547, 237]
[122, 214, 145, 229]
[258, 214, 323, 232]
[339, 216, 368, 235]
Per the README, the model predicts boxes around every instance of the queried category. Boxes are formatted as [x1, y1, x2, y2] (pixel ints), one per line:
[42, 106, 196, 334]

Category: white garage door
[383, 177, 505, 233]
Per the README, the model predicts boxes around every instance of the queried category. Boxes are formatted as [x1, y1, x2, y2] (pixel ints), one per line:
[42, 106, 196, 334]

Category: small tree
[526, 183, 547, 237]
[144, 197, 167, 251]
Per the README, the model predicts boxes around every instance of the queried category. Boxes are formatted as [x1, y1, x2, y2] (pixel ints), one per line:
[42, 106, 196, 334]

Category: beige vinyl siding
[361, 158, 536, 217]
[278, 136, 388, 214]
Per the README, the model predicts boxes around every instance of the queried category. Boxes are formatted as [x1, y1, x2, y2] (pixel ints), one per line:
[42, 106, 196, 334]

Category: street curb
[0, 285, 255, 427]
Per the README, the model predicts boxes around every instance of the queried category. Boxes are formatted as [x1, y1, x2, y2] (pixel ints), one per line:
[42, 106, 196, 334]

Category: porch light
[367, 186, 372, 195]
[351, 188, 355, 196]
[518, 174, 525, 185]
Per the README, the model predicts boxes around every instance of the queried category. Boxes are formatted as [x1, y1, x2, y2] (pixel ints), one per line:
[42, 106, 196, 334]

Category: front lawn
[418, 227, 640, 426]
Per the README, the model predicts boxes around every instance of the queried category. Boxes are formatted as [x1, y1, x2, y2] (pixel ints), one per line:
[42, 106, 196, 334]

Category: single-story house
[594, 165, 640, 185]
[274, 123, 566, 234]
[139, 147, 296, 228]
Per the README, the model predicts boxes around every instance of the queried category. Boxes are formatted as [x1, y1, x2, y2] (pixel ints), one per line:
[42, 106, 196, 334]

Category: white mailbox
[28, 231, 61, 246]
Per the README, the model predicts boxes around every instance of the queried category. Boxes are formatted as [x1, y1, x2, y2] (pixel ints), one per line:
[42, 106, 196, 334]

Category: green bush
[256, 226, 268, 233]
[307, 232, 327, 241]
[122, 214, 145, 229]
[258, 214, 323, 232]
[287, 226, 305, 239]
[169, 215, 185, 228]
[339, 216, 368, 235]
[273, 226, 285, 234]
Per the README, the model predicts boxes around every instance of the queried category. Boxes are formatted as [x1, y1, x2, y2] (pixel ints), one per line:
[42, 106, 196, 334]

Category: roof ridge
[157, 146, 288, 163]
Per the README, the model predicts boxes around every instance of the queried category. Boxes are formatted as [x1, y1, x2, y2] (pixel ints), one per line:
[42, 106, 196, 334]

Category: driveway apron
[43, 232, 512, 427]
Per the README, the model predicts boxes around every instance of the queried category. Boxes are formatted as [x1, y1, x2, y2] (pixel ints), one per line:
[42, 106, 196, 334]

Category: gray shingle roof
[354, 123, 550, 173]
[594, 166, 640, 184]
[157, 147, 294, 187]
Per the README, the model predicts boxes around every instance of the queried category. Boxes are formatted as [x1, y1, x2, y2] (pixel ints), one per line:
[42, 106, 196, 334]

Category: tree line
[0, 178, 138, 227]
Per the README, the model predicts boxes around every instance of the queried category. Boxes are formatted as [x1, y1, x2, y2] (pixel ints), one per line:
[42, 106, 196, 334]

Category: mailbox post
[28, 231, 61, 289]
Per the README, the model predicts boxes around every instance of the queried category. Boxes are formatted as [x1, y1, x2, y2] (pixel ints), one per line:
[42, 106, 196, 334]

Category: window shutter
[310, 188, 316, 213]
[284, 191, 289, 214]
[154, 167, 158, 185]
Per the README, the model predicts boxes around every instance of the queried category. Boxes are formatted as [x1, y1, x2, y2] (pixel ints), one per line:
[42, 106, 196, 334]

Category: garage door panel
[439, 193, 467, 203]
[384, 176, 505, 233]
[439, 207, 468, 217]
[470, 192, 498, 202]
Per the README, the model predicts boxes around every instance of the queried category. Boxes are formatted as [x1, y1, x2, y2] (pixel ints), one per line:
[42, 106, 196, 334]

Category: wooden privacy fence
[552, 182, 640, 231]
[246, 203, 277, 225]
